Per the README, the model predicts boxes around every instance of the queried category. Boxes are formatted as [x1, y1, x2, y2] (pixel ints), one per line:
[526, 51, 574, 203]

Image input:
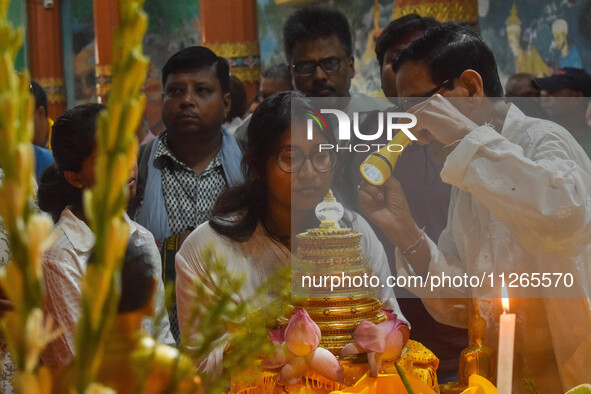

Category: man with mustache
[283, 6, 388, 112]
[235, 6, 387, 154]
[134, 46, 244, 342]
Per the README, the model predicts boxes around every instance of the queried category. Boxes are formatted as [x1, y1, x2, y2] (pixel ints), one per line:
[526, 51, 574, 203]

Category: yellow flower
[24, 308, 63, 372]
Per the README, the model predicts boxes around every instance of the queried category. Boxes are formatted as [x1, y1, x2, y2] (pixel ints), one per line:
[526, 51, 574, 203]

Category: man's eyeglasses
[291, 57, 342, 77]
[275, 147, 337, 173]
[398, 79, 454, 111]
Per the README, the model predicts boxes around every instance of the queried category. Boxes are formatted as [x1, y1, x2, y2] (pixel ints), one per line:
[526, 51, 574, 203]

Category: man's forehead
[290, 34, 347, 60]
[397, 60, 429, 79]
[164, 66, 217, 85]
[396, 61, 432, 96]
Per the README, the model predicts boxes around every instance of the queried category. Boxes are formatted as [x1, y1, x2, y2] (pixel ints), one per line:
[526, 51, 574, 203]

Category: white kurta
[397, 105, 591, 391]
[176, 211, 407, 374]
[41, 208, 175, 367]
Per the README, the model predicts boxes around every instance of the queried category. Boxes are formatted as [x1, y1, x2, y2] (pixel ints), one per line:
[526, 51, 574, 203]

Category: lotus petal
[340, 342, 365, 358]
[352, 320, 385, 353]
[277, 356, 308, 385]
[269, 328, 284, 345]
[381, 309, 395, 320]
[379, 319, 410, 360]
[307, 347, 345, 383]
[262, 344, 293, 369]
[284, 309, 321, 356]
[367, 351, 383, 377]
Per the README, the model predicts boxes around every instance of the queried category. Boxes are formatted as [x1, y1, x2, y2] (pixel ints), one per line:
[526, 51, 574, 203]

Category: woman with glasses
[176, 91, 406, 375]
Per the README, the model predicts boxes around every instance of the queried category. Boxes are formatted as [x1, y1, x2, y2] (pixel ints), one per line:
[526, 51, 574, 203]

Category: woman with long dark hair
[37, 103, 174, 369]
[176, 91, 406, 374]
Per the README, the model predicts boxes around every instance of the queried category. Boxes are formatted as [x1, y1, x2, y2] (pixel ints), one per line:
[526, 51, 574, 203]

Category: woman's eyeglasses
[398, 79, 454, 111]
[275, 147, 337, 173]
[291, 57, 342, 77]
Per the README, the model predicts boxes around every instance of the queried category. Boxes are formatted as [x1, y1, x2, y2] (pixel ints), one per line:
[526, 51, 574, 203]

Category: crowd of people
[1, 4, 591, 393]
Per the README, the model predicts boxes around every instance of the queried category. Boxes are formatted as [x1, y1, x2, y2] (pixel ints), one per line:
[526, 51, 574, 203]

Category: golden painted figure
[505, 3, 552, 77]
[440, 300, 496, 394]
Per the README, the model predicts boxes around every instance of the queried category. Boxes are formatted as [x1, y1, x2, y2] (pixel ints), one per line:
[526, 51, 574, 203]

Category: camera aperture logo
[305, 108, 418, 153]
[304, 107, 329, 133]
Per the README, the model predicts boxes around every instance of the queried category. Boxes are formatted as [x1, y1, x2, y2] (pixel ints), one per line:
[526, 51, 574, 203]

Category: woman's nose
[298, 157, 317, 179]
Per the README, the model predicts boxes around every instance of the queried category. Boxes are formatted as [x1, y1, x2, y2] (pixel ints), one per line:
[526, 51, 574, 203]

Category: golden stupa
[292, 190, 387, 355]
[232, 191, 440, 393]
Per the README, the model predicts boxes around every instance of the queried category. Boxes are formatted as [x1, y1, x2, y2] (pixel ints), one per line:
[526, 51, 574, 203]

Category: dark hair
[283, 6, 353, 60]
[38, 103, 105, 221]
[210, 91, 335, 242]
[393, 22, 504, 97]
[118, 232, 156, 313]
[30, 81, 48, 114]
[262, 63, 293, 89]
[227, 75, 248, 120]
[87, 232, 156, 313]
[375, 14, 440, 70]
[161, 46, 230, 93]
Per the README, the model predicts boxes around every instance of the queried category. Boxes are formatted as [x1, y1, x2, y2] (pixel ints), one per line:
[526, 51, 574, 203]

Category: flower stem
[395, 363, 415, 394]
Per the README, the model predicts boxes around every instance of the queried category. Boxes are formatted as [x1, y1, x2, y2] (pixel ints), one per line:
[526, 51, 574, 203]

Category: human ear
[458, 69, 484, 98]
[64, 170, 84, 189]
[34, 105, 46, 119]
[223, 92, 231, 119]
[348, 56, 355, 79]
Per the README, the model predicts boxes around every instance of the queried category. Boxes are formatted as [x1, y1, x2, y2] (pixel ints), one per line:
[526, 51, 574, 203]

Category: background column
[93, 0, 120, 103]
[200, 0, 260, 101]
[27, 0, 66, 119]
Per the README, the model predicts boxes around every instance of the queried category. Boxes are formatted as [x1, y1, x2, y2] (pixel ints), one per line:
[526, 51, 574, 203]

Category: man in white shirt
[359, 23, 591, 392]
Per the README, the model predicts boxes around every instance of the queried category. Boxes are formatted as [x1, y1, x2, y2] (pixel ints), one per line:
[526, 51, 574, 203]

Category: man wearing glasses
[359, 23, 591, 391]
[283, 6, 387, 115]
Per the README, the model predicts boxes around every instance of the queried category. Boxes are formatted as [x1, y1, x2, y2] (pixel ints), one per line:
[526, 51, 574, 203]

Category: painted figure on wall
[505, 4, 552, 77]
[361, 0, 383, 68]
[552, 18, 583, 69]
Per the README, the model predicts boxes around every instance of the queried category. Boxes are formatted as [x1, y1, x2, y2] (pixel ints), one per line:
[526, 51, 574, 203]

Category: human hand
[357, 178, 420, 247]
[407, 94, 479, 147]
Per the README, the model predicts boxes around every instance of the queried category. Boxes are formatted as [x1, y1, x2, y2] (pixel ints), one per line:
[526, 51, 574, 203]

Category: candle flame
[501, 286, 510, 313]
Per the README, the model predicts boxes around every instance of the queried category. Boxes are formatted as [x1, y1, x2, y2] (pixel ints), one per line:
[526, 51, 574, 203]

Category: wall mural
[70, 3, 95, 106]
[479, 0, 591, 83]
[257, 0, 591, 95]
[13, 0, 587, 127]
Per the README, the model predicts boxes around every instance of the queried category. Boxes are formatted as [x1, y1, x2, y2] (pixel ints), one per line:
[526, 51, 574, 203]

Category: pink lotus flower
[340, 310, 410, 377]
[263, 309, 344, 385]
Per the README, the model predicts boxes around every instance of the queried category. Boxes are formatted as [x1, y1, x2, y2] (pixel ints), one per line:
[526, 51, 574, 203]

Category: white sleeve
[176, 226, 228, 375]
[41, 250, 82, 367]
[442, 123, 591, 257]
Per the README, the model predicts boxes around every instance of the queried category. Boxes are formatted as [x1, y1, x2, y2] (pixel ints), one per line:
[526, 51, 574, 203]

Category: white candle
[497, 287, 516, 393]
